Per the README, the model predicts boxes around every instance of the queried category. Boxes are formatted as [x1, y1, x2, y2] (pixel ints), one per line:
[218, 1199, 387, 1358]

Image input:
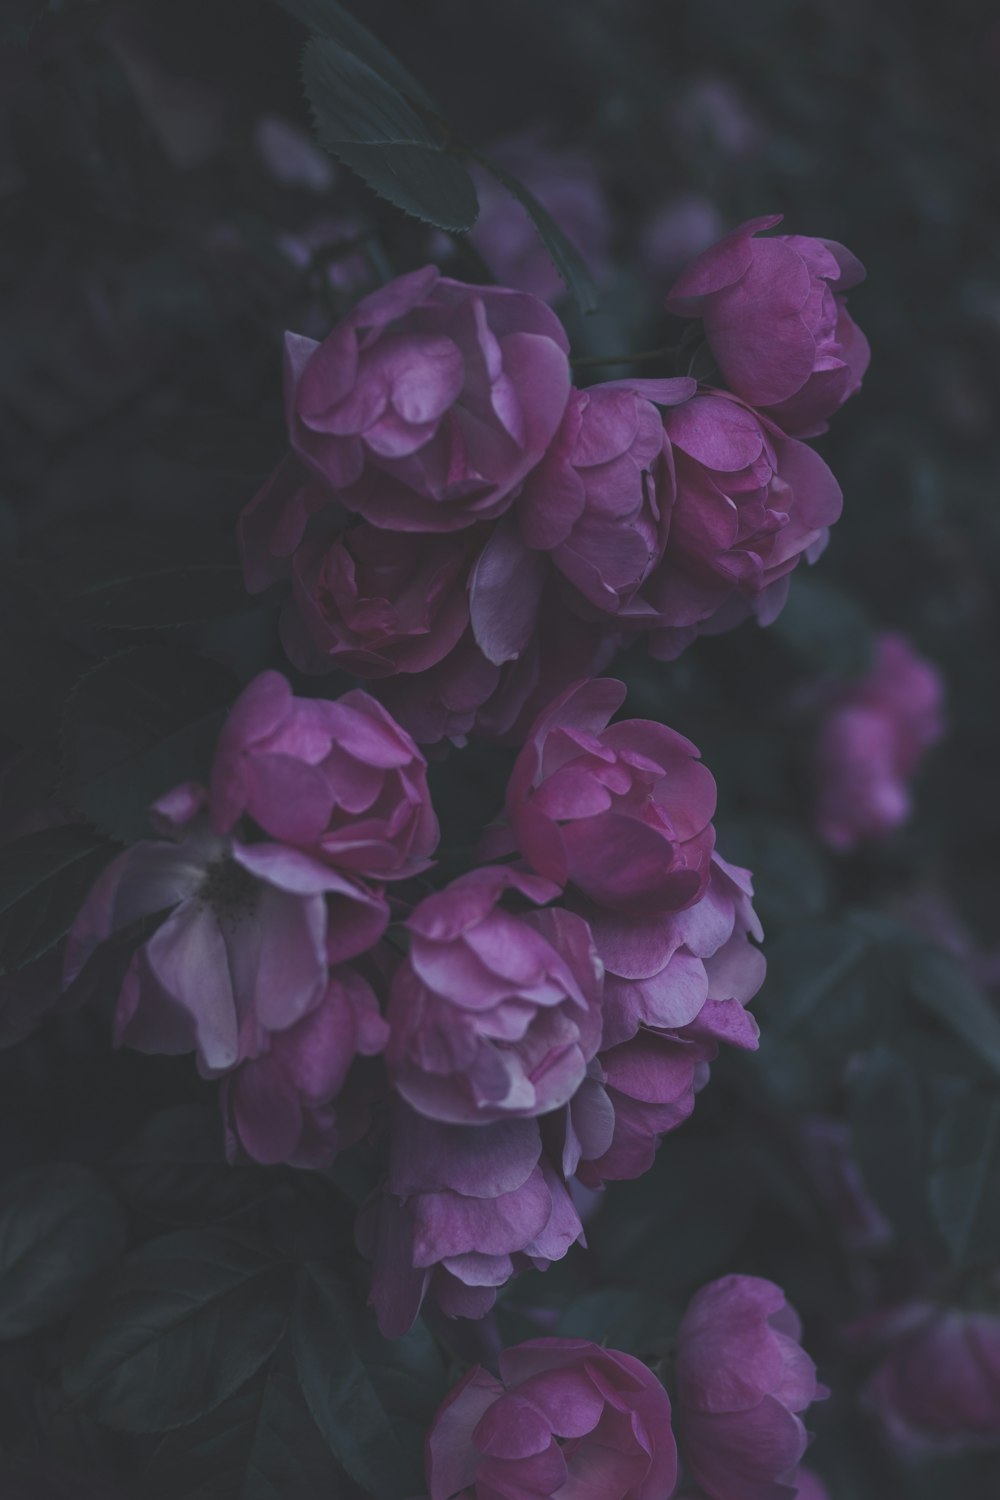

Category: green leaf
[146, 1368, 345, 1500]
[907, 945, 1000, 1082]
[61, 645, 240, 845]
[719, 818, 830, 929]
[291, 1264, 446, 1499]
[0, 825, 118, 976]
[770, 574, 874, 676]
[472, 151, 599, 313]
[0, 1165, 126, 1339]
[70, 563, 254, 632]
[62, 1231, 294, 1432]
[929, 1092, 1000, 1269]
[301, 39, 478, 231]
[274, 0, 439, 112]
[849, 1049, 939, 1249]
[111, 1106, 269, 1227]
[556, 1288, 678, 1356]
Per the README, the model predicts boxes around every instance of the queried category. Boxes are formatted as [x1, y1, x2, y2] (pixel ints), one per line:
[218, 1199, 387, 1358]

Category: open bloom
[385, 866, 604, 1125]
[647, 391, 843, 658]
[359, 1108, 583, 1338]
[426, 1337, 677, 1500]
[284, 266, 571, 531]
[675, 1276, 827, 1500]
[499, 678, 717, 913]
[665, 215, 869, 436]
[813, 632, 945, 850]
[220, 964, 388, 1167]
[64, 782, 387, 1076]
[863, 1302, 1000, 1457]
[210, 671, 438, 880]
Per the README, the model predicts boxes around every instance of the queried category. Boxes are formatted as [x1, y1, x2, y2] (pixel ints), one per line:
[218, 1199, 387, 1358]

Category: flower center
[198, 857, 259, 924]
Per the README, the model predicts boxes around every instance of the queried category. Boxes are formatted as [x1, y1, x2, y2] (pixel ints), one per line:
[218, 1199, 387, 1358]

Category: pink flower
[426, 1337, 677, 1500]
[220, 964, 388, 1168]
[377, 596, 614, 748]
[385, 866, 603, 1125]
[468, 137, 613, 305]
[210, 671, 438, 881]
[516, 378, 695, 617]
[675, 1276, 827, 1500]
[812, 633, 946, 851]
[280, 523, 481, 678]
[666, 216, 870, 437]
[64, 782, 388, 1076]
[498, 678, 717, 913]
[863, 1303, 1000, 1456]
[569, 854, 764, 1185]
[647, 391, 843, 658]
[284, 266, 571, 531]
[358, 1109, 583, 1338]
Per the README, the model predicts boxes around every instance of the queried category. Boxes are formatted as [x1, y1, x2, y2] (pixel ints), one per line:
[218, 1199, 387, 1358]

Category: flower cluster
[67, 669, 764, 1330]
[240, 216, 865, 743]
[424, 1275, 827, 1500]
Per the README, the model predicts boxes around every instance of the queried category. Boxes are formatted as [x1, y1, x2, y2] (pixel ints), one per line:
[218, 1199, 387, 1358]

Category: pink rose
[516, 378, 694, 617]
[220, 964, 388, 1168]
[285, 266, 571, 531]
[813, 632, 946, 850]
[863, 1302, 1000, 1457]
[647, 391, 843, 658]
[385, 866, 603, 1125]
[281, 523, 481, 678]
[666, 215, 870, 436]
[210, 671, 438, 881]
[675, 1276, 827, 1500]
[426, 1337, 677, 1500]
[359, 1108, 582, 1338]
[498, 678, 717, 913]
